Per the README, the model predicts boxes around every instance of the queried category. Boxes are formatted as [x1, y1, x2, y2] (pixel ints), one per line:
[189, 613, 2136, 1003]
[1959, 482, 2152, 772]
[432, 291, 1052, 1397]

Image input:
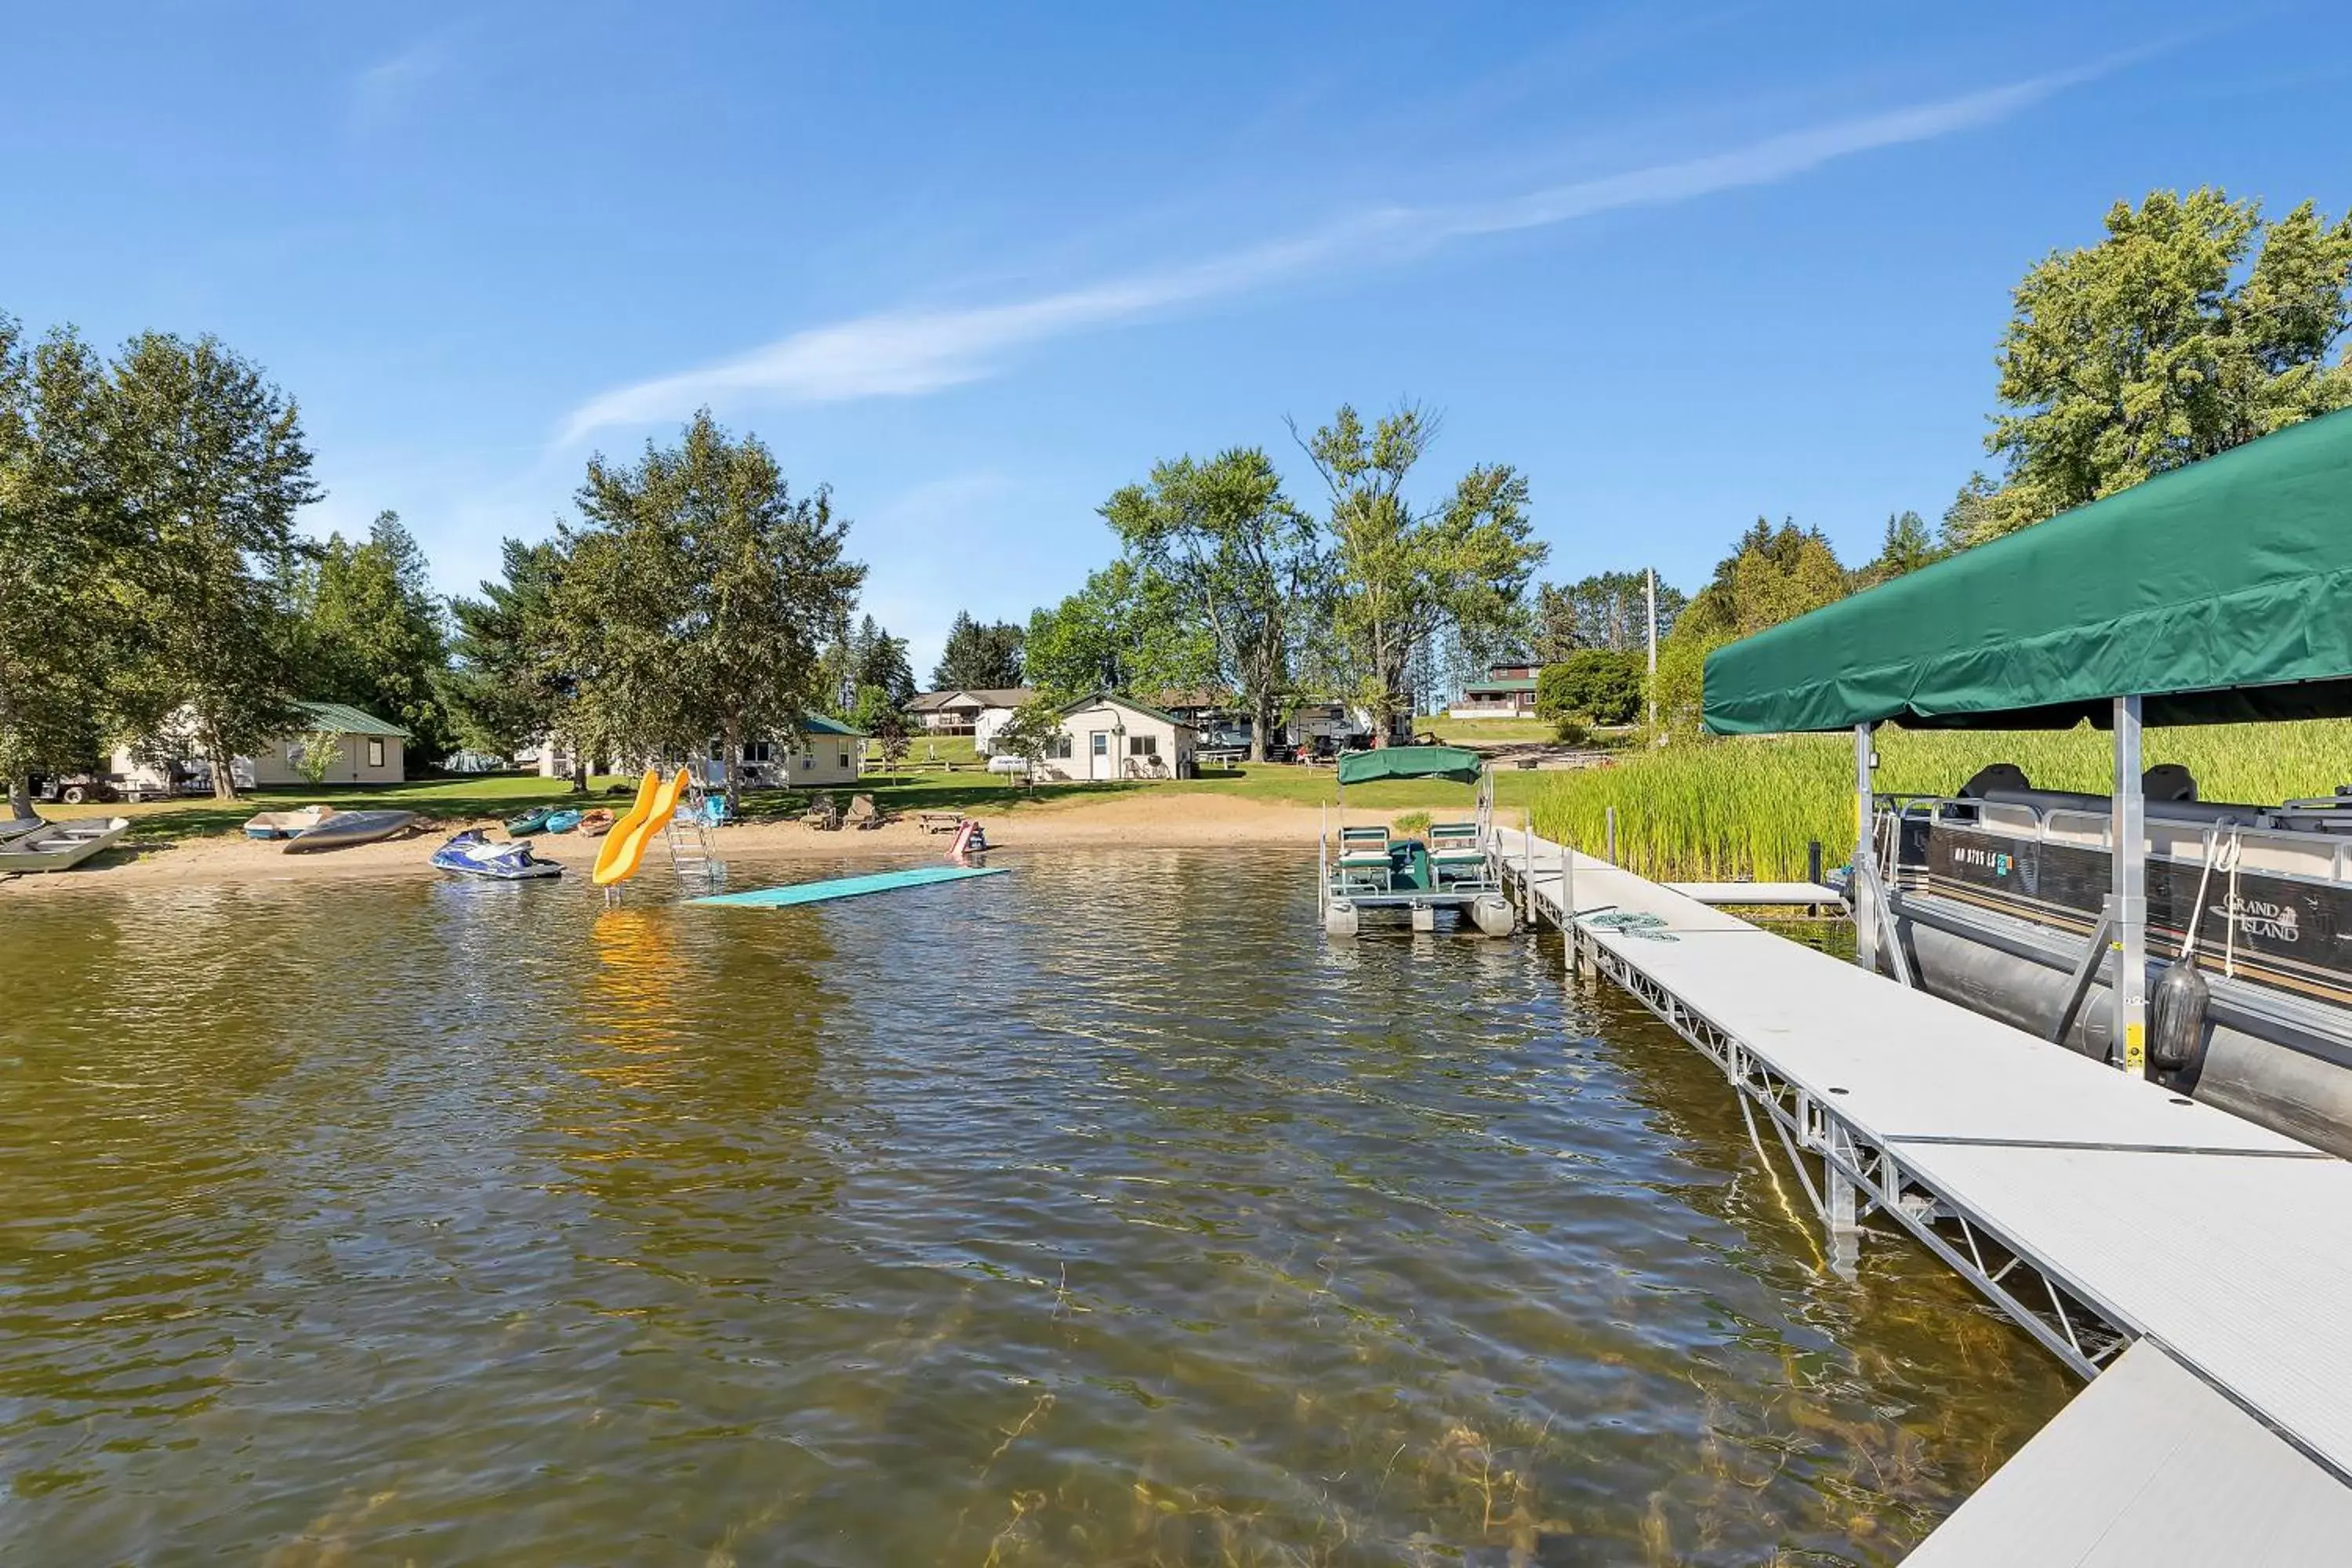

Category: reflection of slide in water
[592, 768, 690, 887]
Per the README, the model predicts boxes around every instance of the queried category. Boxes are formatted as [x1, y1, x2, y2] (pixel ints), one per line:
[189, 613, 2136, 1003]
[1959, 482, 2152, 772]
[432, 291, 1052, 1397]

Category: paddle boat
[431, 829, 562, 880]
[1319, 747, 1514, 937]
[283, 810, 417, 853]
[505, 806, 554, 837]
[244, 804, 332, 840]
[0, 816, 131, 873]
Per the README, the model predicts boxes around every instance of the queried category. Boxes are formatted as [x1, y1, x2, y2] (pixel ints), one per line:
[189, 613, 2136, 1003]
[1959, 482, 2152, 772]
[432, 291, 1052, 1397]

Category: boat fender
[2148, 959, 2210, 1078]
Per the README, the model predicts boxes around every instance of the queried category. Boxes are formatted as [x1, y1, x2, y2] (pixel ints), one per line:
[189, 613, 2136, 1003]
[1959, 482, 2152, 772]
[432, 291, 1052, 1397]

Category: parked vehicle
[30, 774, 118, 806]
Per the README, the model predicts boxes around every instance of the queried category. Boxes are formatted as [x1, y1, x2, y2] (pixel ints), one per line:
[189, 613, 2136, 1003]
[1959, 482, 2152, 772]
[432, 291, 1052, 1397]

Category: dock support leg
[2111, 696, 2147, 1075]
[1521, 811, 1534, 925]
[1824, 1162, 1861, 1277]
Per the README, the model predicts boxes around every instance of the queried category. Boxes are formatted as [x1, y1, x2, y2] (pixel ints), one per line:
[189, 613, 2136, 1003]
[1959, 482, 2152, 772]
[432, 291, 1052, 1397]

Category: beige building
[1035, 691, 1198, 782]
[709, 714, 865, 789]
[112, 701, 409, 791]
[909, 687, 1034, 735]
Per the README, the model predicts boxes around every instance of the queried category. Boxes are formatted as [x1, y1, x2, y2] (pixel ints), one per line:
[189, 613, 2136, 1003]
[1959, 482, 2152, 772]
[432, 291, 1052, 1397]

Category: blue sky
[7, 2, 2344, 677]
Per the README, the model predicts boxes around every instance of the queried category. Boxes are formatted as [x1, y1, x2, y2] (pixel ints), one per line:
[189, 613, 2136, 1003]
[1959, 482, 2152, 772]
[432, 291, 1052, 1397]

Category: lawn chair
[1426, 820, 1488, 887]
[1336, 824, 1393, 894]
[844, 793, 891, 830]
[802, 793, 841, 830]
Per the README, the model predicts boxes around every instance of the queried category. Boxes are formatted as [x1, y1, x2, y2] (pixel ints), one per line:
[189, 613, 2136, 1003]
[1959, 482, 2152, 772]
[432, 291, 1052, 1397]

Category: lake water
[0, 848, 2068, 1564]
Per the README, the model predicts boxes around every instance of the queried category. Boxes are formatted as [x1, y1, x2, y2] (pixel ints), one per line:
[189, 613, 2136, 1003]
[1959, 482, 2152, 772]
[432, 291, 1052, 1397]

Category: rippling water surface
[0, 848, 2069, 1564]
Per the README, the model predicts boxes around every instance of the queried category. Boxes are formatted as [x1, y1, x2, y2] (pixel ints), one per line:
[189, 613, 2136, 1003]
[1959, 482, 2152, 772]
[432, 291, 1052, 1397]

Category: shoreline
[0, 792, 1385, 898]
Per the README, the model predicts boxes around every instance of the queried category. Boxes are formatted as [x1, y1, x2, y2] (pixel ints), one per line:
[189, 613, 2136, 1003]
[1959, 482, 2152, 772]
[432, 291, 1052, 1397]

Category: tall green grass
[1529, 720, 2352, 881]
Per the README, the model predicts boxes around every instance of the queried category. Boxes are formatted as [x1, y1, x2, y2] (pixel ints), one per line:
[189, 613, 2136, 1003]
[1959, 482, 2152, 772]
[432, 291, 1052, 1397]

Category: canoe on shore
[283, 810, 418, 854]
[0, 816, 131, 872]
[245, 805, 332, 840]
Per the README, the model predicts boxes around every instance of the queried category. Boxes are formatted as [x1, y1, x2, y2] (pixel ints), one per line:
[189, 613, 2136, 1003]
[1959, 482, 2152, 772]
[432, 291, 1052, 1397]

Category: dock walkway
[1492, 833, 2352, 1564]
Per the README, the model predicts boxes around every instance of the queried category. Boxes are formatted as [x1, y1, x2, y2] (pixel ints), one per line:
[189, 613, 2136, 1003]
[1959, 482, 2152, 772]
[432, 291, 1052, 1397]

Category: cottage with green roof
[110, 701, 412, 792]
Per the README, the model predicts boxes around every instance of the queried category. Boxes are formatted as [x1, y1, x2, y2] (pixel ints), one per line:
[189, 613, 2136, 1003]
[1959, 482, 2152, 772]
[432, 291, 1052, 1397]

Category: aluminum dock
[1494, 833, 2352, 1565]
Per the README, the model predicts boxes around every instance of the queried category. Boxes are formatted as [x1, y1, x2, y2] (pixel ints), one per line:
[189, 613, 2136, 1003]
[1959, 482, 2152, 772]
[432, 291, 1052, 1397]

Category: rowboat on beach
[0, 816, 132, 873]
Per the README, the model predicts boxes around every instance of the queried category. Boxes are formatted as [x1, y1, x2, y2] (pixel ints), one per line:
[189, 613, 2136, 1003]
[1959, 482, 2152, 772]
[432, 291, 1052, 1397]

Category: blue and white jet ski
[431, 828, 563, 880]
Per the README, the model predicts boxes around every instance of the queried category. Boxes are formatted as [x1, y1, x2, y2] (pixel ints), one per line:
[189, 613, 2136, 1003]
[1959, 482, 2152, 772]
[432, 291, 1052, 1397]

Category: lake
[0, 848, 2067, 1564]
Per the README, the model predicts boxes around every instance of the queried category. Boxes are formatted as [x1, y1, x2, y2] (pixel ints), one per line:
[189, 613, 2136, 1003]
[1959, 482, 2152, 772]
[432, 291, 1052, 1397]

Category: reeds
[1530, 720, 2352, 882]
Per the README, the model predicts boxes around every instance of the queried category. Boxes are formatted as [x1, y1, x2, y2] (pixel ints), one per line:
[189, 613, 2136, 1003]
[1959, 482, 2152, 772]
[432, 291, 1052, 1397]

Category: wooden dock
[1494, 833, 2352, 1564]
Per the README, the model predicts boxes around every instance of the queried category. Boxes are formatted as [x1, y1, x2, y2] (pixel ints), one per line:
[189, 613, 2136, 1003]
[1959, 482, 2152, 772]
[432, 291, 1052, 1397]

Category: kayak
[431, 829, 562, 880]
[505, 807, 554, 837]
[283, 810, 417, 854]
[544, 809, 584, 833]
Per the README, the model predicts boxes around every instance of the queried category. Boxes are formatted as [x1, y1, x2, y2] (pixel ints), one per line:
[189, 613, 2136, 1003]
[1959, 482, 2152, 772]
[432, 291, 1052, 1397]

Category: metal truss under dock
[1491, 832, 2352, 1565]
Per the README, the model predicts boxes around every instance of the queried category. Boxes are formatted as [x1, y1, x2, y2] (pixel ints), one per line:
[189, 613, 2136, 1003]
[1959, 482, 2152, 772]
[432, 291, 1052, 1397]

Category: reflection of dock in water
[1496, 833, 2352, 1562]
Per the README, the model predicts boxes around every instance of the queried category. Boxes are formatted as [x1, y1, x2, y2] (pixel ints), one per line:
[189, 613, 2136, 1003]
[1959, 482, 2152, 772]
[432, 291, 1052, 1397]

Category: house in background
[702, 713, 865, 789]
[1448, 660, 1544, 719]
[1033, 691, 1198, 782]
[111, 701, 410, 791]
[911, 687, 1035, 738]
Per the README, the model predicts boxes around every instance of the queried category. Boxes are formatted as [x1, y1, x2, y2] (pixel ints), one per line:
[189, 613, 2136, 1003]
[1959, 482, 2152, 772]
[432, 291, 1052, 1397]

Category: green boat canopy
[1337, 745, 1485, 786]
[1704, 408, 2352, 733]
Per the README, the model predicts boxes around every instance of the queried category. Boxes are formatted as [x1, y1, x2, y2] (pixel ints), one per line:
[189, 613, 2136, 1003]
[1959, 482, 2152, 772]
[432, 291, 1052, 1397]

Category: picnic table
[916, 811, 968, 835]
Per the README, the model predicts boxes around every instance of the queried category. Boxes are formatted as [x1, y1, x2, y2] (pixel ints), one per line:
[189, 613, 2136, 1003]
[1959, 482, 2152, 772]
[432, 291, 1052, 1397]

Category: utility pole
[1646, 567, 1660, 741]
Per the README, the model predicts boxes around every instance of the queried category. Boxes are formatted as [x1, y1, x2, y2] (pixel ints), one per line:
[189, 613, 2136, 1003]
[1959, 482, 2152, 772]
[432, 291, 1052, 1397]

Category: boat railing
[1876, 793, 2352, 887]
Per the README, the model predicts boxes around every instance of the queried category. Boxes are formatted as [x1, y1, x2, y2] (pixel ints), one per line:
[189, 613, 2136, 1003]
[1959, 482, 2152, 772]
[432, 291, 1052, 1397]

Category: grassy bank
[45, 763, 1541, 846]
[1529, 720, 2352, 882]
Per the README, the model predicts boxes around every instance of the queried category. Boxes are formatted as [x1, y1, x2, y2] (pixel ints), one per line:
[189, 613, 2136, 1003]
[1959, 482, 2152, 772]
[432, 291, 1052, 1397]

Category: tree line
[1610, 187, 2352, 736]
[0, 308, 873, 817]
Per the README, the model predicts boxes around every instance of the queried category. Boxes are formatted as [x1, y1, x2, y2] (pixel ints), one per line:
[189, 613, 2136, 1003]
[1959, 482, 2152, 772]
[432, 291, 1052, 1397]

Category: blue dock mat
[687, 864, 1007, 909]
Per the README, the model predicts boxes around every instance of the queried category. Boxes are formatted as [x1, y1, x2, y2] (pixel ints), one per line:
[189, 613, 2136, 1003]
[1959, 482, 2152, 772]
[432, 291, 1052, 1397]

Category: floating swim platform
[688, 865, 1007, 909]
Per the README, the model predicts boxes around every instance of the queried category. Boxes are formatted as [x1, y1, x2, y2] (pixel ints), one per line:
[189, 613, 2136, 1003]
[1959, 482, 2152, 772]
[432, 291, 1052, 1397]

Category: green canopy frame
[1701, 408, 2352, 1076]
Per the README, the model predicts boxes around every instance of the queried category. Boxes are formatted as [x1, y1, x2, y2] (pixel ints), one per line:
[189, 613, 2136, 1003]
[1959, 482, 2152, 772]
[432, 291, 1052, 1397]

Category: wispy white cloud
[558, 68, 2093, 445]
[350, 33, 456, 132]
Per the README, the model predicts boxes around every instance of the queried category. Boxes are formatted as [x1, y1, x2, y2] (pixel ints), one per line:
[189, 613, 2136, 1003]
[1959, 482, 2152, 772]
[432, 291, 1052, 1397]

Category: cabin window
[838, 750, 850, 768]
[1128, 735, 1158, 757]
[1052, 735, 1073, 759]
[739, 741, 772, 764]
[366, 739, 383, 768]
[801, 753, 817, 772]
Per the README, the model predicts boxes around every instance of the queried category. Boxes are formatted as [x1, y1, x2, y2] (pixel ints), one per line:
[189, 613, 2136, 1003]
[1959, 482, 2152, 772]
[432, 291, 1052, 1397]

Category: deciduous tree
[103, 332, 319, 800]
[564, 410, 864, 818]
[1295, 403, 1544, 746]
[0, 317, 127, 816]
[1532, 570, 1684, 659]
[1022, 560, 1214, 703]
[1102, 446, 1325, 762]
[1961, 189, 2352, 542]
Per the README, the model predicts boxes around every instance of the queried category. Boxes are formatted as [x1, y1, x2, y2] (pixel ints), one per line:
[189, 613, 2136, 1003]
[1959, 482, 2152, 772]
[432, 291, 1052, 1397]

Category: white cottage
[1036, 691, 1197, 782]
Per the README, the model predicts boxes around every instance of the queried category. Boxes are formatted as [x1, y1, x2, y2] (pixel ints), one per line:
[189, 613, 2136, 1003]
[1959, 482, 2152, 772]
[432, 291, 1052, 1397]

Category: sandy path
[0, 792, 1396, 898]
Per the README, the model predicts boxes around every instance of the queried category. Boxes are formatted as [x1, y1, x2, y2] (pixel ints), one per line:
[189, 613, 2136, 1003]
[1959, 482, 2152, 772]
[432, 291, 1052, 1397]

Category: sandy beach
[0, 791, 1375, 898]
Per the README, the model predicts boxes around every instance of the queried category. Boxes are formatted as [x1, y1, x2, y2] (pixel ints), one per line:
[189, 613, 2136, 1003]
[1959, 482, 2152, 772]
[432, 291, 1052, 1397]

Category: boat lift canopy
[1702, 407, 2352, 735]
[1697, 408, 2352, 1082]
[1335, 745, 1486, 786]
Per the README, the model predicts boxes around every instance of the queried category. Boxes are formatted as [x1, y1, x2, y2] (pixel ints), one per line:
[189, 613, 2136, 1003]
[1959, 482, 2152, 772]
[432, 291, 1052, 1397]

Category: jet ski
[431, 828, 563, 880]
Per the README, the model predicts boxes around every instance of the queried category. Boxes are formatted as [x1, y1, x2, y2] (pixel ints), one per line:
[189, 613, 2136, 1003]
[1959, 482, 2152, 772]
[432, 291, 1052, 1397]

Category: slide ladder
[666, 799, 720, 884]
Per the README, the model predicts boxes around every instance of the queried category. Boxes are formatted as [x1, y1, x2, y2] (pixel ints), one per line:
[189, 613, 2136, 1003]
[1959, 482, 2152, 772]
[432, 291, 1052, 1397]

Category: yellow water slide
[592, 767, 690, 887]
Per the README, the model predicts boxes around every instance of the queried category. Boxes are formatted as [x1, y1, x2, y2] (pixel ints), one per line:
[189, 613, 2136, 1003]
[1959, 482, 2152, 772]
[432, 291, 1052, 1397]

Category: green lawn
[1415, 714, 1557, 745]
[45, 762, 1545, 844]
